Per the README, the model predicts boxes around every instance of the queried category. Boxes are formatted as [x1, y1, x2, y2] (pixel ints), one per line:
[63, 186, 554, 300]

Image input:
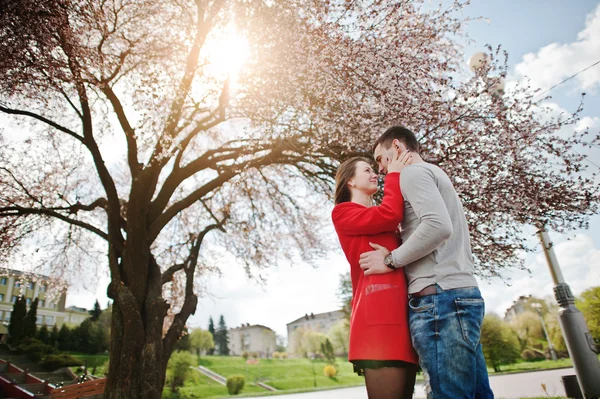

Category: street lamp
[531, 303, 557, 361]
[537, 226, 600, 397]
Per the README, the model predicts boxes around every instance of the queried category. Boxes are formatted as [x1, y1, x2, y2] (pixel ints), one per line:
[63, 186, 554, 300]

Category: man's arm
[390, 166, 452, 267]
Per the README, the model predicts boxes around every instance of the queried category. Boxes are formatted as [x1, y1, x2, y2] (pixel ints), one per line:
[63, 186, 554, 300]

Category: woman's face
[349, 161, 379, 196]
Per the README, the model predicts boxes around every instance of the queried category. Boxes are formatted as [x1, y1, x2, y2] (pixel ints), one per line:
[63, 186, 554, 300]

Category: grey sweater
[390, 162, 478, 294]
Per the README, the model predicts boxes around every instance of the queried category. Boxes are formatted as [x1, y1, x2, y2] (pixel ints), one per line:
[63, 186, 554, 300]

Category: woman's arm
[331, 172, 403, 236]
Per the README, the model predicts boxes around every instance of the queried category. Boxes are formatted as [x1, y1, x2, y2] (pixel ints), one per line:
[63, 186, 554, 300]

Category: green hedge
[42, 354, 83, 371]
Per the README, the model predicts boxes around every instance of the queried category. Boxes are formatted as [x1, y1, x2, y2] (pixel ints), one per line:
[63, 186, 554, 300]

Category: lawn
[62, 352, 594, 398]
[162, 356, 366, 399]
[67, 353, 110, 376]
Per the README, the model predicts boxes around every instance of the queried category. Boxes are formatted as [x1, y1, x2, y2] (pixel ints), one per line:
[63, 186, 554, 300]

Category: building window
[26, 298, 32, 306]
[11, 296, 18, 303]
[40, 284, 47, 292]
[0, 278, 7, 285]
[27, 282, 34, 290]
[45, 316, 54, 325]
[14, 281, 21, 288]
[0, 294, 4, 302]
[39, 299, 45, 308]
[36, 315, 43, 325]
[4, 311, 10, 321]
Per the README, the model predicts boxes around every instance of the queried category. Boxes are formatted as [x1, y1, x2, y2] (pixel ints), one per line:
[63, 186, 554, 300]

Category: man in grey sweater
[359, 126, 494, 398]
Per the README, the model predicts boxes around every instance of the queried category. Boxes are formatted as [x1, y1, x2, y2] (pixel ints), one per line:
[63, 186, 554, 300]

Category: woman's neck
[351, 190, 371, 207]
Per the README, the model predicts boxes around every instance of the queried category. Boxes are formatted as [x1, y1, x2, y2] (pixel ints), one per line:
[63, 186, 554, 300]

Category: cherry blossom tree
[1, 0, 598, 397]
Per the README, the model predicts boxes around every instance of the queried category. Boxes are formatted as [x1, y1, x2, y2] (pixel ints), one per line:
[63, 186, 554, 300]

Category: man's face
[374, 139, 406, 174]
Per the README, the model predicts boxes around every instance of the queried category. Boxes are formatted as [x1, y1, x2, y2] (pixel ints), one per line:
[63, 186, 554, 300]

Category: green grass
[67, 353, 109, 376]
[488, 354, 600, 374]
[162, 356, 366, 399]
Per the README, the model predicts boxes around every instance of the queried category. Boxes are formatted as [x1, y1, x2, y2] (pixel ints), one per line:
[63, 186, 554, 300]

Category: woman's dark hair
[334, 157, 371, 205]
[372, 125, 420, 154]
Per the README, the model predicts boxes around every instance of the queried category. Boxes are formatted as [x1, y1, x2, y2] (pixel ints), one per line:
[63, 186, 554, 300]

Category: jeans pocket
[455, 298, 484, 349]
[365, 284, 406, 325]
[408, 296, 435, 315]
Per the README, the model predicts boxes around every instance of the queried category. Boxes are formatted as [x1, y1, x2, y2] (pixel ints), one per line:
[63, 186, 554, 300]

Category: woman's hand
[387, 149, 412, 173]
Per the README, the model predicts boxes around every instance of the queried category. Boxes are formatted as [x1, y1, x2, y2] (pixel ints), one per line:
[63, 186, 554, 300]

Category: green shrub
[226, 375, 245, 395]
[241, 351, 249, 360]
[16, 338, 58, 361]
[167, 350, 196, 393]
[273, 351, 280, 359]
[41, 354, 83, 370]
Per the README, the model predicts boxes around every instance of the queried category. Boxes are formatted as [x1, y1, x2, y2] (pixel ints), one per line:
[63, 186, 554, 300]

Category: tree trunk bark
[103, 259, 170, 399]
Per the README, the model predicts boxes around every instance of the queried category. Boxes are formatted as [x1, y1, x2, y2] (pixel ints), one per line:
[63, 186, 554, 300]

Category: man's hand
[359, 243, 392, 276]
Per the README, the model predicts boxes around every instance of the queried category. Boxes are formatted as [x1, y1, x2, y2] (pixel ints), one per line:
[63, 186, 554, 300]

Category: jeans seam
[455, 299, 480, 350]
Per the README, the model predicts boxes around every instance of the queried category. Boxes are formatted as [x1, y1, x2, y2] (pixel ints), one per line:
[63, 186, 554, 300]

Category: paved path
[250, 368, 575, 398]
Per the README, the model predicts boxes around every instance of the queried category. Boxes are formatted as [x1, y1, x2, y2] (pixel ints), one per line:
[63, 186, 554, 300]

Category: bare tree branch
[0, 105, 84, 144]
[0, 205, 108, 240]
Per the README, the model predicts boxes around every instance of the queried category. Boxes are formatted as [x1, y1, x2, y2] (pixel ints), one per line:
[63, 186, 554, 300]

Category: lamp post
[531, 303, 557, 361]
[537, 226, 600, 397]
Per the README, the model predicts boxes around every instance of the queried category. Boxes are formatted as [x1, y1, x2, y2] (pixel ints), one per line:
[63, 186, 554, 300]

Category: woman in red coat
[332, 154, 418, 399]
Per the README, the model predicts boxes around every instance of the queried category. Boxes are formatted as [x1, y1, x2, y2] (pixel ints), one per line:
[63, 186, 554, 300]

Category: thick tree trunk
[103, 256, 171, 399]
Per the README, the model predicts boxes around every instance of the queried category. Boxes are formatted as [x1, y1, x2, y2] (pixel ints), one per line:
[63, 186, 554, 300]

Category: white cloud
[514, 4, 600, 93]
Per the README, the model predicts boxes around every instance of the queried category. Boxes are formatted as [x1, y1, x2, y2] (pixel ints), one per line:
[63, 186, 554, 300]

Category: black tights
[364, 365, 418, 399]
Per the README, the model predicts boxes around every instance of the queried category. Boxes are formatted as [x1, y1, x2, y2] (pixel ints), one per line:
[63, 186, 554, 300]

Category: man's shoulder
[401, 163, 438, 183]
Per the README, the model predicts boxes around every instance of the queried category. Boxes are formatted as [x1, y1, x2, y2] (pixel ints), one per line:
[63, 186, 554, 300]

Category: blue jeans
[408, 285, 494, 399]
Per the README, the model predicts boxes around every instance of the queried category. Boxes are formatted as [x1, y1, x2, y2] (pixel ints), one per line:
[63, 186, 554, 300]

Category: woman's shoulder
[332, 202, 365, 212]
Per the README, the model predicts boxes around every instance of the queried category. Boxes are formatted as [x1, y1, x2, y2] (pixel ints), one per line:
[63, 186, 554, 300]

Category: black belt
[409, 284, 438, 298]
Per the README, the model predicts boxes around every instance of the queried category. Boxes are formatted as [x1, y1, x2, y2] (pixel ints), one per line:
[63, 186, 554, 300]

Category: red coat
[332, 172, 418, 364]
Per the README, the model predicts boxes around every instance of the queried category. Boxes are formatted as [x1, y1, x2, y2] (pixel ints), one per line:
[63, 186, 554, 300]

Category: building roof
[0, 267, 51, 280]
[286, 310, 344, 326]
[66, 306, 89, 314]
[229, 323, 274, 332]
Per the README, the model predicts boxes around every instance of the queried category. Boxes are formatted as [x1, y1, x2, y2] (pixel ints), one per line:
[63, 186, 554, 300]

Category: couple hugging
[332, 126, 495, 399]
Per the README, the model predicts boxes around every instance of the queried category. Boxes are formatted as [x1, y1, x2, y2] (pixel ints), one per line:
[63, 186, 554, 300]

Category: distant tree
[327, 320, 349, 355]
[37, 324, 50, 344]
[577, 286, 600, 344]
[166, 351, 195, 393]
[174, 326, 191, 352]
[207, 317, 216, 356]
[74, 318, 94, 353]
[8, 296, 26, 343]
[303, 331, 328, 357]
[190, 328, 215, 357]
[275, 335, 286, 353]
[57, 324, 72, 351]
[49, 325, 59, 347]
[23, 297, 38, 339]
[510, 311, 543, 352]
[89, 300, 102, 322]
[337, 273, 352, 324]
[89, 321, 109, 354]
[320, 338, 336, 366]
[216, 315, 230, 356]
[481, 314, 520, 372]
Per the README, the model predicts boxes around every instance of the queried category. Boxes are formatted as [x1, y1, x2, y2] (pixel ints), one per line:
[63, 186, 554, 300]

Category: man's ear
[392, 139, 401, 150]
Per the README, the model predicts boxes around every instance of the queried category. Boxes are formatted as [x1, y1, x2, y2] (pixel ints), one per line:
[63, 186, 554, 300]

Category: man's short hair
[373, 126, 420, 154]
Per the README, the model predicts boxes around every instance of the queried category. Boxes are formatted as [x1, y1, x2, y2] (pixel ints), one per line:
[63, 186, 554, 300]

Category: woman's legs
[364, 365, 418, 399]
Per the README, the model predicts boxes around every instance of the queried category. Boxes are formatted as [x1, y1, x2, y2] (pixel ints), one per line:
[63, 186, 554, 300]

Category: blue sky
[57, 1, 600, 339]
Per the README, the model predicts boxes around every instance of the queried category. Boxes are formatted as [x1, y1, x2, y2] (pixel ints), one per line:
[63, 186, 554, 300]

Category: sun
[204, 25, 250, 84]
